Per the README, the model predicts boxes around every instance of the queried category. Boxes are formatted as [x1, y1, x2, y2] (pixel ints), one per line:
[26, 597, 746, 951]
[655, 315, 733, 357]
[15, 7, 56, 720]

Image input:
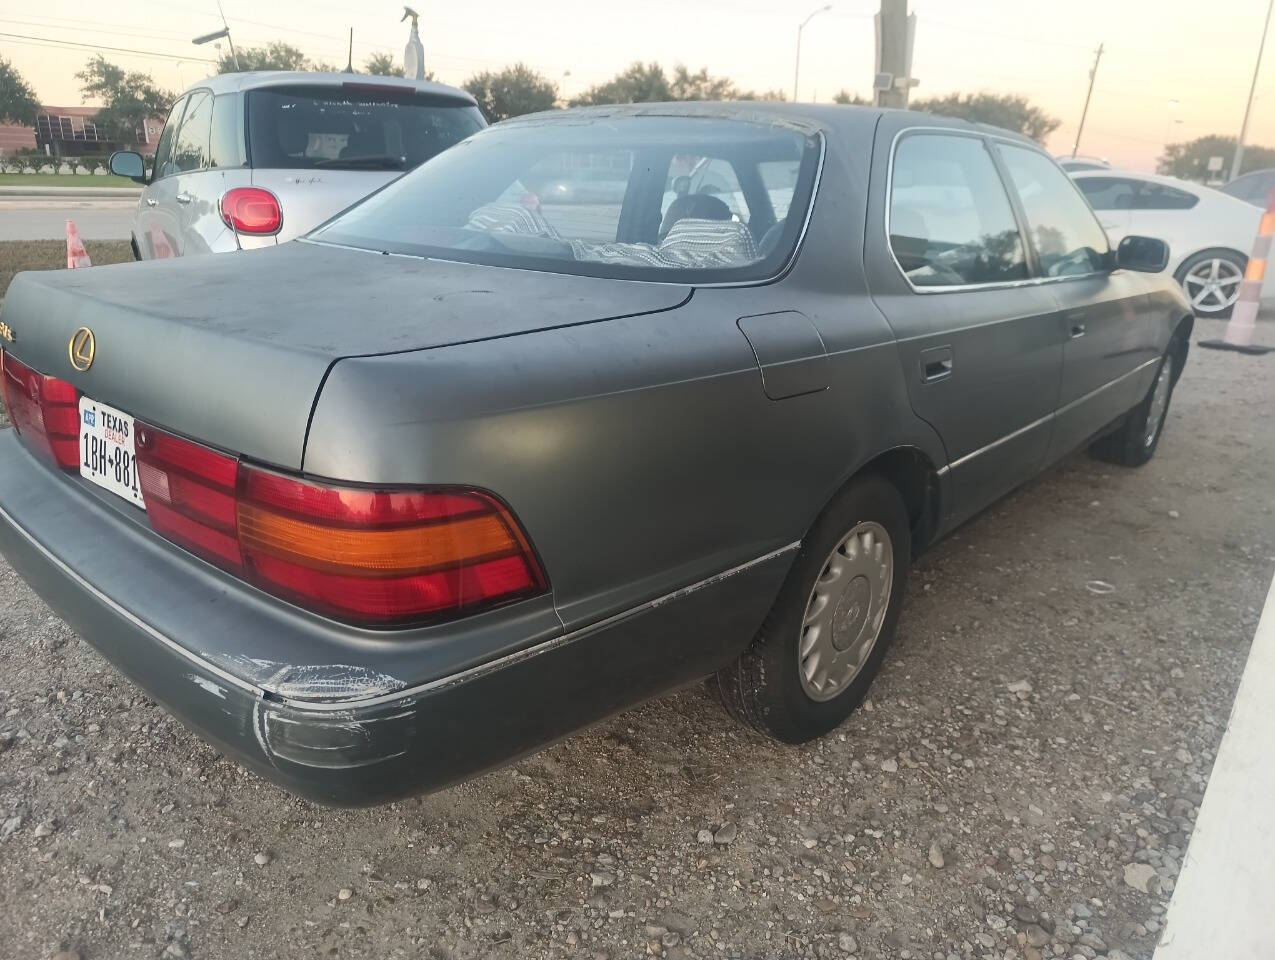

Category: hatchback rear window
[246, 86, 484, 173]
[310, 115, 822, 284]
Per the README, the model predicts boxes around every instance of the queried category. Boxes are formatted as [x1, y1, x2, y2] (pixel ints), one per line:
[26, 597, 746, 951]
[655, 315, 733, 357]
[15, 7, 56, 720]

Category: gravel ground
[1, 317, 1273, 960]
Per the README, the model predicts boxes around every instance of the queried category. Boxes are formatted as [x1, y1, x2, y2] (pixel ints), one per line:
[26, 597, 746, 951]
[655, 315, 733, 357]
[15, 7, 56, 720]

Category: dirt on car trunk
[0, 315, 1272, 960]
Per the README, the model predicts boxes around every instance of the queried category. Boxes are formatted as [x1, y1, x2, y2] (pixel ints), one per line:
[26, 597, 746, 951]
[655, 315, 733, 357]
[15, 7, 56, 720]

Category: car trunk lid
[0, 242, 690, 470]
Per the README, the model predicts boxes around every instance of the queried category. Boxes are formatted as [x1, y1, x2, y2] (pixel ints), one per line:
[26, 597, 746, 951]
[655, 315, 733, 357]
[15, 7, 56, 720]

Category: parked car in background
[1220, 168, 1275, 207]
[1056, 154, 1111, 173]
[3, 104, 1191, 805]
[1071, 168, 1269, 317]
[110, 72, 485, 260]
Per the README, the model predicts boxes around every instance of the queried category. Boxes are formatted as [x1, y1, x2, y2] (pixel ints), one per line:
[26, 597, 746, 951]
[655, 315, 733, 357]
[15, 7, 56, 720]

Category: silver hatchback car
[109, 72, 485, 260]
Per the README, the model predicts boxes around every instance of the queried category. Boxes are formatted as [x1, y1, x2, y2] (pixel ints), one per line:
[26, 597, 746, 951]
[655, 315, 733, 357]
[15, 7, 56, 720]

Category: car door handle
[1065, 311, 1087, 338]
[144, 197, 158, 207]
[175, 193, 192, 205]
[920, 346, 954, 383]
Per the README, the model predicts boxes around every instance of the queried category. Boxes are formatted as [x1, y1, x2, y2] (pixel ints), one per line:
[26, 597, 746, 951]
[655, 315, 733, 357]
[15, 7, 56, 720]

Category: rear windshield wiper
[312, 155, 405, 170]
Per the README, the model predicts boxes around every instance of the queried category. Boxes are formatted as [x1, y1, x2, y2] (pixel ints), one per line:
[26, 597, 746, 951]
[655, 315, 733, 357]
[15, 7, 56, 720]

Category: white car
[1071, 169, 1268, 317]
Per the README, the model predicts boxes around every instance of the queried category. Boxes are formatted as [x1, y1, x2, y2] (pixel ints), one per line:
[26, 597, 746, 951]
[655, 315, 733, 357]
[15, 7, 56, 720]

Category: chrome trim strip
[287, 540, 804, 712]
[0, 501, 800, 713]
[300, 132, 829, 292]
[882, 125, 1111, 295]
[0, 500, 262, 699]
[945, 356, 1160, 471]
[947, 409, 1055, 471]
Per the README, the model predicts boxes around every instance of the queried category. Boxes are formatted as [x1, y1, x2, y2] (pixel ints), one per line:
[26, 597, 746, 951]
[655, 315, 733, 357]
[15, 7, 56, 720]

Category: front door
[992, 147, 1162, 458]
[865, 124, 1065, 528]
[136, 95, 187, 259]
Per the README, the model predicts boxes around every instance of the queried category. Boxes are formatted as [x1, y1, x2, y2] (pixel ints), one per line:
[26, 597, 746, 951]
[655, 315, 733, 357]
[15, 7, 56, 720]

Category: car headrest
[658, 218, 759, 267]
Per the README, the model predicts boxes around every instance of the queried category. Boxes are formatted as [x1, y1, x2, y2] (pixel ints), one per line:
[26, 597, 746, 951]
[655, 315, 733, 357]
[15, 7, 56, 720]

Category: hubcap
[1144, 363, 1172, 448]
[1182, 257, 1243, 313]
[798, 521, 893, 702]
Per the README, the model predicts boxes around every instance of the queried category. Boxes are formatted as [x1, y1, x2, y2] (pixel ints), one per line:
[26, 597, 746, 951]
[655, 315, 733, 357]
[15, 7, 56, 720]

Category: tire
[1174, 248, 1247, 319]
[1090, 349, 1178, 467]
[714, 475, 910, 743]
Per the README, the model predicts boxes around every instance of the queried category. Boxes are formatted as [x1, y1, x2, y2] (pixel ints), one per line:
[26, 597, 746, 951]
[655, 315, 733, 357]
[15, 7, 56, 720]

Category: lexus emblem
[68, 327, 96, 372]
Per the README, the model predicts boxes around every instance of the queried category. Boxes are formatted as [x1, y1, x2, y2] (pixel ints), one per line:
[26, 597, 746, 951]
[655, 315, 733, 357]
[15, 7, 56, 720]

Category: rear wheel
[1090, 349, 1178, 466]
[715, 476, 910, 743]
[1175, 248, 1246, 318]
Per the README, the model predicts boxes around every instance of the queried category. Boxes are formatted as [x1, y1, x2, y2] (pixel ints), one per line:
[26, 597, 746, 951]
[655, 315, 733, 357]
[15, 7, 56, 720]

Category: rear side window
[1076, 176, 1138, 210]
[889, 133, 1029, 287]
[995, 144, 1109, 276]
[246, 86, 484, 173]
[1133, 182, 1198, 210]
[208, 94, 246, 169]
[170, 90, 212, 174]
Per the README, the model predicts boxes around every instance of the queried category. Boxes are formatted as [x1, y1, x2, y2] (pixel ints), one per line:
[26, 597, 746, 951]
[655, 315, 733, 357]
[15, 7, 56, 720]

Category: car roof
[184, 71, 477, 106]
[498, 101, 1040, 147]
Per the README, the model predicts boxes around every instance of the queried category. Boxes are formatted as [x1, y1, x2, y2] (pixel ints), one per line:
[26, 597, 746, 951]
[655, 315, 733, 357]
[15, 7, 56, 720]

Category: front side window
[170, 90, 212, 174]
[151, 95, 187, 180]
[1075, 176, 1139, 211]
[996, 144, 1110, 276]
[246, 86, 484, 173]
[889, 133, 1029, 287]
[312, 116, 822, 284]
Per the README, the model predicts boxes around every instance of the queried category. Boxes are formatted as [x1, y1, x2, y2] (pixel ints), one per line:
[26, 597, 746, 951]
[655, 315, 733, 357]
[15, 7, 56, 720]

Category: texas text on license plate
[78, 396, 145, 509]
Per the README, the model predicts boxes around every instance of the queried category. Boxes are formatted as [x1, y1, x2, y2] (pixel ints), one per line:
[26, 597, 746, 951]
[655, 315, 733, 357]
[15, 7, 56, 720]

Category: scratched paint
[211, 654, 402, 702]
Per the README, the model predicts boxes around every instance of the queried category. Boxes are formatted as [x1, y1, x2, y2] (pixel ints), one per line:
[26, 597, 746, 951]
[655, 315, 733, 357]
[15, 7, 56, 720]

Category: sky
[1, 0, 1271, 172]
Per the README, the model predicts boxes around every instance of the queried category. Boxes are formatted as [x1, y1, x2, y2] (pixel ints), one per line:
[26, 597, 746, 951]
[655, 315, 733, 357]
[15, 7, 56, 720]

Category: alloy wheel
[1181, 257, 1243, 313]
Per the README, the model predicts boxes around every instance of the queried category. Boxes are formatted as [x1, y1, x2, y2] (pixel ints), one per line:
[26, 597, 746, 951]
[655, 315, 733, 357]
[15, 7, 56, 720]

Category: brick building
[0, 105, 161, 159]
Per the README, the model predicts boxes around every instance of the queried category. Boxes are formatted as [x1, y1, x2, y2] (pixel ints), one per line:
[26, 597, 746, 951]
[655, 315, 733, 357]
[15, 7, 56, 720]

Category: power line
[0, 31, 216, 63]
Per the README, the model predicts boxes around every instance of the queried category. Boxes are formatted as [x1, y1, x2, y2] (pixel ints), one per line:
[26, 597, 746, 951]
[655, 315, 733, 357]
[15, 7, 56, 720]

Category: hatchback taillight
[220, 187, 282, 235]
[133, 422, 546, 626]
[1, 350, 80, 469]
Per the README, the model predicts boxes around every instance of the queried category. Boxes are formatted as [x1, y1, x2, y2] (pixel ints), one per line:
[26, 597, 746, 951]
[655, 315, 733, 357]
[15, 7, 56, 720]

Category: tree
[1157, 134, 1275, 180]
[0, 56, 40, 126]
[217, 42, 310, 73]
[463, 63, 557, 122]
[910, 92, 1060, 144]
[364, 52, 402, 77]
[570, 61, 775, 106]
[833, 90, 870, 105]
[76, 56, 174, 145]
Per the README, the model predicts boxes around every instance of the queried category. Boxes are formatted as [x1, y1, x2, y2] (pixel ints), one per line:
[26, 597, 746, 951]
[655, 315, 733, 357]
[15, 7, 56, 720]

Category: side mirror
[109, 150, 147, 184]
[1116, 235, 1169, 273]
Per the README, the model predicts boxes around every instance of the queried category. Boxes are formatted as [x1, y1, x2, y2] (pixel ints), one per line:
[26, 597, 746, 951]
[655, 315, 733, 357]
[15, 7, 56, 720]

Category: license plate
[78, 396, 145, 509]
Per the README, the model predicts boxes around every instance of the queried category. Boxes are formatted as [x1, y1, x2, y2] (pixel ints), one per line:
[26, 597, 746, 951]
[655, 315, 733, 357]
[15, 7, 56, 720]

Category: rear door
[866, 122, 1065, 527]
[136, 95, 186, 259]
[994, 146, 1160, 458]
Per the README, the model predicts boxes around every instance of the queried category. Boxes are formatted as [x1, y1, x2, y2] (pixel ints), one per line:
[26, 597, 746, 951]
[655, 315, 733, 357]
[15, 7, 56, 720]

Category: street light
[793, 5, 833, 103]
[192, 27, 239, 70]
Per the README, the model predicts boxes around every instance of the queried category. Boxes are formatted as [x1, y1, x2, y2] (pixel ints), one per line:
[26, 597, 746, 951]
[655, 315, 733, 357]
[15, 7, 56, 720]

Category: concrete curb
[0, 186, 141, 199]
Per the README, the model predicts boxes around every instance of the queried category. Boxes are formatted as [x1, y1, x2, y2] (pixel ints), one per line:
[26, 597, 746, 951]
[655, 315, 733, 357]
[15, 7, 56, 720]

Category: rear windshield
[246, 86, 484, 173]
[310, 115, 823, 284]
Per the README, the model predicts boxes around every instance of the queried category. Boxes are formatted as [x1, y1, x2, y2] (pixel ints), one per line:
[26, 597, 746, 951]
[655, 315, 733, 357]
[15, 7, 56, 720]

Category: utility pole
[215, 0, 239, 71]
[1230, 0, 1273, 181]
[1071, 42, 1103, 158]
[874, 0, 916, 109]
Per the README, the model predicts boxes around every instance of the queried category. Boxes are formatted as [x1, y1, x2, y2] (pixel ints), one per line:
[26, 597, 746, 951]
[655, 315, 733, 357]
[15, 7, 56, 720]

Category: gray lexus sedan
[0, 103, 1190, 806]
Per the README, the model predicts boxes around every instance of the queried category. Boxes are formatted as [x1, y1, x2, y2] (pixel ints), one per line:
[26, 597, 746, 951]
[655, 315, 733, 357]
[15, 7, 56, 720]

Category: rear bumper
[0, 431, 793, 805]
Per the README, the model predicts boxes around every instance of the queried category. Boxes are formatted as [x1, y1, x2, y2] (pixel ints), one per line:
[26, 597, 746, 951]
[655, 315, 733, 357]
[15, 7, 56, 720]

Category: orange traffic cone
[66, 220, 92, 269]
[1200, 186, 1274, 355]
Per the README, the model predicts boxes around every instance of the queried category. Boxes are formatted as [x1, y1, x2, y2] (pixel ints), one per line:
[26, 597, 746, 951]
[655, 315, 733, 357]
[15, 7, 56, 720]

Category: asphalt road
[0, 199, 136, 242]
[1, 315, 1272, 960]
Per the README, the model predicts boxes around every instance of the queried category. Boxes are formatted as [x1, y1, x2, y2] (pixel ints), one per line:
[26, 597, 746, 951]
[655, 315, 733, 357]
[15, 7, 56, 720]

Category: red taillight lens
[236, 467, 545, 624]
[1, 350, 80, 469]
[132, 422, 546, 626]
[219, 187, 282, 235]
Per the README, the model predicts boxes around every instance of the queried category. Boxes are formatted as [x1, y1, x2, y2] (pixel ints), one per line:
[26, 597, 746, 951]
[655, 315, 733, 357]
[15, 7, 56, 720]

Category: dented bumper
[0, 432, 790, 805]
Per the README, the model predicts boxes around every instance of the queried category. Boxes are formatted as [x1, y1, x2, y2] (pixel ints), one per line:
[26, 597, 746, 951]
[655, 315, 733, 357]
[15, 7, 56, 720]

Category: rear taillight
[133, 422, 546, 626]
[220, 187, 282, 235]
[1, 350, 80, 469]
